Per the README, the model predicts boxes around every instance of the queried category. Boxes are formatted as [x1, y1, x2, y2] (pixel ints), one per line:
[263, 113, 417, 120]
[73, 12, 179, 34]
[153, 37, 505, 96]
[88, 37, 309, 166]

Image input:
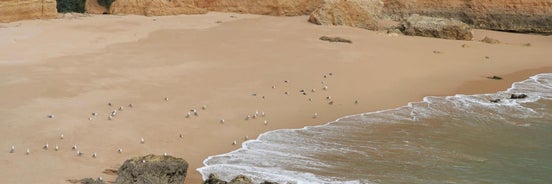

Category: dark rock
[80, 178, 106, 184]
[260, 181, 279, 184]
[487, 76, 503, 80]
[490, 99, 501, 103]
[203, 173, 227, 184]
[115, 154, 188, 184]
[229, 175, 253, 184]
[319, 36, 352, 43]
[399, 14, 473, 40]
[510, 94, 528, 99]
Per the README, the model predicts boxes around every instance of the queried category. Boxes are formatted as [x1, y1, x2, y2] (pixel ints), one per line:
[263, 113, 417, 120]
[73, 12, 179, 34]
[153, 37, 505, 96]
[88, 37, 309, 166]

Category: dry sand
[0, 12, 551, 183]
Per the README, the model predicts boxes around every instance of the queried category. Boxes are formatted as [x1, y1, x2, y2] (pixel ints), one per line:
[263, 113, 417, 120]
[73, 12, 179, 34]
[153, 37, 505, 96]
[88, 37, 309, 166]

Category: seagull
[141, 160, 146, 163]
[55, 145, 59, 151]
[191, 109, 197, 113]
[119, 106, 124, 111]
[264, 120, 268, 125]
[165, 97, 169, 101]
[313, 113, 318, 118]
[111, 110, 117, 116]
[88, 117, 92, 121]
[232, 140, 237, 145]
[77, 150, 83, 156]
[60, 134, 64, 139]
[140, 137, 145, 144]
[179, 134, 184, 138]
[326, 96, 332, 100]
[72, 144, 77, 150]
[10, 145, 15, 153]
[245, 115, 251, 120]
[92, 152, 97, 158]
[323, 86, 328, 91]
[186, 112, 191, 118]
[202, 105, 207, 110]
[108, 115, 113, 120]
[98, 177, 103, 182]
[128, 103, 133, 108]
[117, 148, 123, 153]
[220, 119, 225, 124]
[261, 111, 265, 117]
[92, 112, 98, 116]
[194, 111, 199, 116]
[26, 148, 30, 155]
[253, 114, 258, 119]
[244, 135, 249, 140]
[311, 89, 316, 92]
[272, 85, 275, 89]
[43, 143, 49, 150]
[163, 153, 168, 156]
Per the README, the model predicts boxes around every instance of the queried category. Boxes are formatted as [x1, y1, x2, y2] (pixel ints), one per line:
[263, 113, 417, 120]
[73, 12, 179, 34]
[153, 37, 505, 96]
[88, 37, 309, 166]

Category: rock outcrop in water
[399, 14, 473, 40]
[203, 173, 278, 184]
[308, 0, 381, 30]
[114, 154, 189, 184]
[0, 0, 57, 23]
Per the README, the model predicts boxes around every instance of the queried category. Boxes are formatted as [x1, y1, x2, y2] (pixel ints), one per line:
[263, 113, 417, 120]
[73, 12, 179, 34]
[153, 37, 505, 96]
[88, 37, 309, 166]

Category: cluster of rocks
[78, 154, 188, 184]
[203, 174, 278, 184]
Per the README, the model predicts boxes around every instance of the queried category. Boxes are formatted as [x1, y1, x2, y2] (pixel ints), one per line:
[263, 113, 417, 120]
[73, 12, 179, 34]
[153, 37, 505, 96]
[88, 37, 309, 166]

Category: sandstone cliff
[308, 0, 381, 30]
[195, 0, 323, 16]
[382, 0, 552, 33]
[0, 0, 57, 23]
[109, 0, 207, 16]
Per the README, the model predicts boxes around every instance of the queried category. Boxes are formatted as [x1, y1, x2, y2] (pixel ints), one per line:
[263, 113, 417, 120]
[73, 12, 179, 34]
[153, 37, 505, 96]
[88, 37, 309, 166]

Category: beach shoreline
[0, 13, 550, 183]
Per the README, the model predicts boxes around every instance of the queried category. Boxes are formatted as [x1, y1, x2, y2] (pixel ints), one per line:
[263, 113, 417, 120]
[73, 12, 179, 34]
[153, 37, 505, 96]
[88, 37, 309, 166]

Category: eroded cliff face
[195, 0, 323, 16]
[0, 0, 57, 23]
[109, 0, 207, 16]
[382, 0, 552, 33]
[85, 0, 108, 14]
[308, 0, 382, 30]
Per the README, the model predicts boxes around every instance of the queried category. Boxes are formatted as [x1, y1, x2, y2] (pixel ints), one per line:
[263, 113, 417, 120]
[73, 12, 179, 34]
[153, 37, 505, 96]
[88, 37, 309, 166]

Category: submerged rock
[115, 154, 188, 184]
[203, 174, 278, 184]
[510, 94, 528, 99]
[229, 175, 254, 184]
[399, 14, 473, 40]
[79, 178, 106, 184]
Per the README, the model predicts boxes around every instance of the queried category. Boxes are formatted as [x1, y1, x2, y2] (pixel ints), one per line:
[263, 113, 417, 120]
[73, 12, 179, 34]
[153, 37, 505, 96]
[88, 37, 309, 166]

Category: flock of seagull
[7, 72, 359, 162]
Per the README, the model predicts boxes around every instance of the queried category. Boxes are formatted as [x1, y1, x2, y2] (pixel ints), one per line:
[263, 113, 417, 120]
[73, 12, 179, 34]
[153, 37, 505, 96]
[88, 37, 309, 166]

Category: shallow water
[198, 73, 552, 184]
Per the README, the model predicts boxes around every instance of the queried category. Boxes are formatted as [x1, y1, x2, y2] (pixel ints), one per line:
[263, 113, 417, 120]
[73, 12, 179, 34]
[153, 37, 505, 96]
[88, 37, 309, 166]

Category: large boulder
[110, 0, 207, 16]
[0, 0, 57, 23]
[382, 0, 552, 34]
[399, 14, 473, 40]
[308, 0, 382, 30]
[115, 154, 189, 184]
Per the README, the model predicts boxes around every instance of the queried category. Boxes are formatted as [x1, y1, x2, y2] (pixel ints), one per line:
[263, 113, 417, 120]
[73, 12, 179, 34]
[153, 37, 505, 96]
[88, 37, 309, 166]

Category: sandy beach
[0, 12, 551, 183]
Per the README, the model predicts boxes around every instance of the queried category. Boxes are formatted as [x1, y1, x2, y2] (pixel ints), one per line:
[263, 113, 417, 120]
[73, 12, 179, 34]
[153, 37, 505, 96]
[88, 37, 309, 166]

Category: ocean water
[198, 73, 552, 184]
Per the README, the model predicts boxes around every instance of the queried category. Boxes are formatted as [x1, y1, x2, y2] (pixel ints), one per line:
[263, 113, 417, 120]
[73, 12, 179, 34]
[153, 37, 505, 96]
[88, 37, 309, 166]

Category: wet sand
[0, 12, 551, 183]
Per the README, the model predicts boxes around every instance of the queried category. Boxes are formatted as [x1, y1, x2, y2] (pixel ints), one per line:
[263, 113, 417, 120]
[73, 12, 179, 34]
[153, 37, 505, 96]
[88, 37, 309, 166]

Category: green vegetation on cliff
[56, 0, 86, 13]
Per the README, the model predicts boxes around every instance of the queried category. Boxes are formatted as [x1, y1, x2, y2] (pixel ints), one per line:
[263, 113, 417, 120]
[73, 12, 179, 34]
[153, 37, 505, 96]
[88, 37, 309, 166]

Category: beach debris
[523, 43, 532, 47]
[461, 44, 470, 48]
[252, 93, 257, 96]
[10, 145, 15, 153]
[284, 80, 289, 83]
[433, 50, 442, 54]
[355, 99, 359, 104]
[328, 101, 334, 105]
[319, 36, 352, 43]
[510, 94, 528, 99]
[284, 91, 288, 95]
[485, 56, 490, 59]
[487, 76, 503, 80]
[47, 114, 55, 118]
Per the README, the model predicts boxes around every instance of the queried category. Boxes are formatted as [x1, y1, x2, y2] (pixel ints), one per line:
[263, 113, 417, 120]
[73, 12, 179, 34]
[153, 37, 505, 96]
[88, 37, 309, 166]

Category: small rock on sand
[319, 36, 352, 43]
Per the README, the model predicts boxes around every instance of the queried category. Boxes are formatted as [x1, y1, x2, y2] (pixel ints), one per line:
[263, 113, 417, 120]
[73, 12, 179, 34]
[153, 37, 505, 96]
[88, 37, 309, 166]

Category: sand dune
[0, 13, 551, 183]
